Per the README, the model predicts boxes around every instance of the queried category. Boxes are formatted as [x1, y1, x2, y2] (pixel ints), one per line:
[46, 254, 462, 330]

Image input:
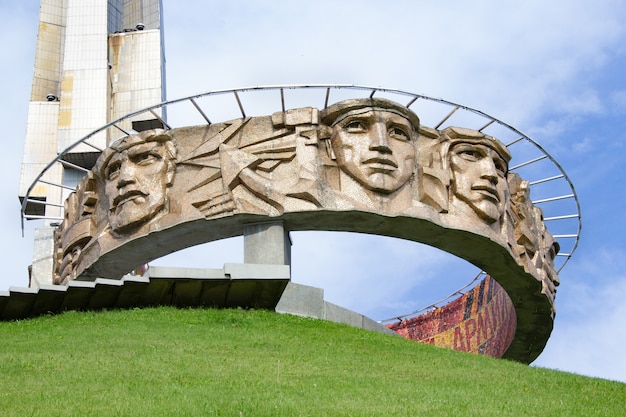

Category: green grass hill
[1, 307, 623, 416]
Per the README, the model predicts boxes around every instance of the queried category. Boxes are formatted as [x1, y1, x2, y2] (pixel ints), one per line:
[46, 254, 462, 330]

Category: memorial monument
[49, 97, 558, 304]
[9, 0, 581, 365]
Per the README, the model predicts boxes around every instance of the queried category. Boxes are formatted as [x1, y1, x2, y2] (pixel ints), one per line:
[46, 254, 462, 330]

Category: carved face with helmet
[321, 98, 420, 195]
[97, 129, 177, 234]
[442, 127, 511, 227]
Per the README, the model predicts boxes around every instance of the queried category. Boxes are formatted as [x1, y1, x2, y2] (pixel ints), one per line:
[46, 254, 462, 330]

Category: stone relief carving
[415, 125, 449, 213]
[96, 129, 177, 235]
[180, 108, 324, 217]
[53, 172, 97, 284]
[536, 211, 561, 304]
[441, 127, 511, 233]
[317, 99, 424, 214]
[508, 172, 539, 265]
[507, 173, 560, 303]
[51, 98, 561, 314]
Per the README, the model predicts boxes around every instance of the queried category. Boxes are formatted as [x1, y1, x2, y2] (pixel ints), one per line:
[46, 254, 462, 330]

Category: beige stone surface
[51, 97, 561, 363]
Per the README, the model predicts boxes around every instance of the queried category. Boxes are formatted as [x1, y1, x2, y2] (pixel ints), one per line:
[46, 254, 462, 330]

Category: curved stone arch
[21, 85, 582, 274]
[64, 101, 553, 362]
[22, 87, 581, 363]
[78, 207, 549, 362]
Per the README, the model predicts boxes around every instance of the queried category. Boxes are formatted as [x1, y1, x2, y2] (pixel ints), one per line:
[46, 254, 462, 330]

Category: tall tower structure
[19, 0, 166, 286]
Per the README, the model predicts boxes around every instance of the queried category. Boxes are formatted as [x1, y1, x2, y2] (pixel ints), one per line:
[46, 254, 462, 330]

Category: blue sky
[1, 1, 625, 383]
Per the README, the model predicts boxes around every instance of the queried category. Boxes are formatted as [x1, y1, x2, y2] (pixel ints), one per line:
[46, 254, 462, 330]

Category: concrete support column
[243, 221, 291, 266]
[30, 227, 56, 287]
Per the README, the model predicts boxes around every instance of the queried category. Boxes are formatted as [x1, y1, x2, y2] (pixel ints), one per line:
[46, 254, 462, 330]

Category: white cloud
[164, 0, 626, 130]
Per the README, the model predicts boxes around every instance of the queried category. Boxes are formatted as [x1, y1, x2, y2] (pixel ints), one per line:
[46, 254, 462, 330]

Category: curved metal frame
[20, 84, 582, 319]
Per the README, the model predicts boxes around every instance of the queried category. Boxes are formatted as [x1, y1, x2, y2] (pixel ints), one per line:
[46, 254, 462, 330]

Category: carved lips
[471, 183, 501, 203]
[112, 189, 149, 210]
[362, 155, 399, 172]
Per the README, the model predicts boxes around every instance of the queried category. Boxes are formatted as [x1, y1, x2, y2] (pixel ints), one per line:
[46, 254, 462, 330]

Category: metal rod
[112, 123, 130, 136]
[80, 140, 103, 152]
[506, 136, 525, 147]
[530, 174, 564, 185]
[510, 155, 548, 170]
[25, 199, 64, 208]
[37, 179, 77, 191]
[379, 269, 484, 323]
[189, 98, 211, 124]
[405, 96, 419, 108]
[149, 109, 171, 129]
[553, 234, 578, 238]
[434, 106, 460, 129]
[233, 91, 246, 118]
[544, 214, 579, 221]
[532, 194, 575, 204]
[59, 159, 91, 173]
[556, 253, 571, 257]
[23, 215, 64, 221]
[324, 88, 330, 108]
[478, 119, 495, 132]
[369, 89, 377, 98]
[280, 88, 285, 112]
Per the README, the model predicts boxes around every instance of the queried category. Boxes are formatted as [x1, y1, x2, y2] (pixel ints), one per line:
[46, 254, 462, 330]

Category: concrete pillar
[30, 226, 56, 287]
[243, 221, 291, 265]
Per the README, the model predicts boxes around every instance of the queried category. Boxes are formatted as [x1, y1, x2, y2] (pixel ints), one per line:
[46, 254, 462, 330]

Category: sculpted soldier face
[102, 134, 175, 234]
[450, 142, 508, 224]
[59, 245, 82, 283]
[330, 108, 417, 194]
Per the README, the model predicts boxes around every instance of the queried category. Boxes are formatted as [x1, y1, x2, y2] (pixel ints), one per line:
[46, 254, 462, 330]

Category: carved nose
[480, 158, 499, 183]
[369, 122, 392, 153]
[117, 162, 136, 187]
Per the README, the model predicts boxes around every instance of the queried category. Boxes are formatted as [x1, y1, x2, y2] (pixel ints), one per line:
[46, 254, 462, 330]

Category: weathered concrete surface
[244, 221, 291, 265]
[275, 282, 325, 319]
[30, 227, 55, 287]
[275, 282, 397, 336]
[0, 265, 289, 321]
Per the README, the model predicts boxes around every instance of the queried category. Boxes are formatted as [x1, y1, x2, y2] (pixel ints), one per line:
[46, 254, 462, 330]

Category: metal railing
[20, 84, 581, 319]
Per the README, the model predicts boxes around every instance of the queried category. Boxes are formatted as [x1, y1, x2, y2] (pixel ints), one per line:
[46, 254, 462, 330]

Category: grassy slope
[0, 307, 623, 417]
